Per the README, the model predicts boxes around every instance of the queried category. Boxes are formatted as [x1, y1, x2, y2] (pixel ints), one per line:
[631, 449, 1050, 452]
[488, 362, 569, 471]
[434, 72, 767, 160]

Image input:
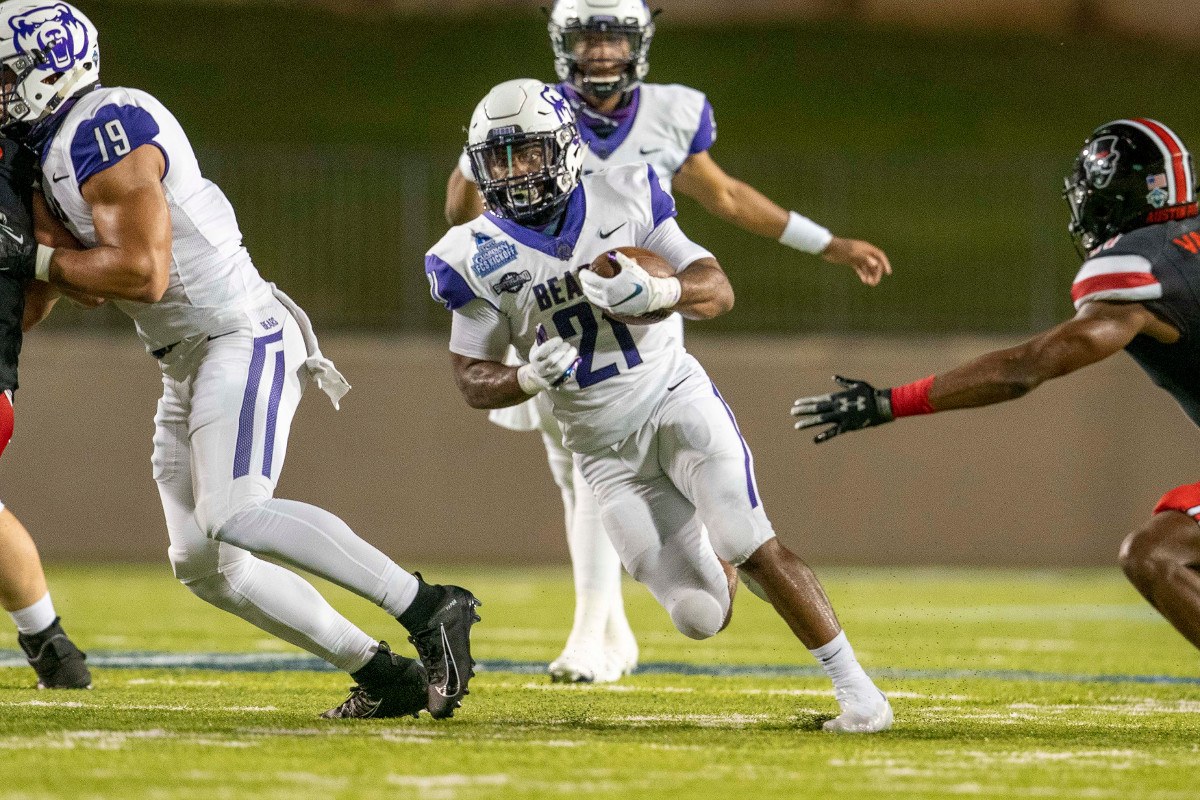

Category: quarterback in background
[429, 78, 892, 732]
[445, 0, 892, 684]
[0, 0, 480, 718]
[792, 118, 1200, 654]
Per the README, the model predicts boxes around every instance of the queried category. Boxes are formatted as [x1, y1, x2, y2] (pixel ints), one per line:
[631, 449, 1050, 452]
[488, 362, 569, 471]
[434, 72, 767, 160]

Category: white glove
[579, 251, 681, 316]
[517, 324, 580, 395]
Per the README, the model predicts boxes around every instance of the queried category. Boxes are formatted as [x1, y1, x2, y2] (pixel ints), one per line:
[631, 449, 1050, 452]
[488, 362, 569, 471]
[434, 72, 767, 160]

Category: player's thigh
[657, 380, 774, 564]
[577, 449, 719, 583]
[154, 374, 221, 578]
[189, 318, 305, 524]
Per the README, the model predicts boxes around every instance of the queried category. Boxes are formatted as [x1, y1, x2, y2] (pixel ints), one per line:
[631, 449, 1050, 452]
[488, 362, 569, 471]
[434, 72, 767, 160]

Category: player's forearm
[445, 170, 485, 226]
[673, 258, 734, 320]
[45, 245, 167, 303]
[452, 356, 532, 409]
[719, 180, 790, 240]
[925, 347, 1048, 412]
[21, 281, 60, 331]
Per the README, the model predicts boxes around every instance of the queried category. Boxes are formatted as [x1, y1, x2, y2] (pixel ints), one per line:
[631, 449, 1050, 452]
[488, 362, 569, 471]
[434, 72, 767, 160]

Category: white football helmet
[466, 78, 585, 226]
[0, 1, 99, 134]
[548, 0, 654, 101]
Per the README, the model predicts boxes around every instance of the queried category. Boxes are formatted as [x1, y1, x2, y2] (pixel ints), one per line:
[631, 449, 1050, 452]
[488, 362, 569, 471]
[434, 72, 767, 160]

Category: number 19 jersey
[426, 163, 709, 452]
[38, 86, 273, 353]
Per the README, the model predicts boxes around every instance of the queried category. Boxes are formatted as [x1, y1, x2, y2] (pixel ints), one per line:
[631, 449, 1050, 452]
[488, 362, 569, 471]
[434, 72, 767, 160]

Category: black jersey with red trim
[1070, 217, 1200, 425]
[0, 269, 22, 394]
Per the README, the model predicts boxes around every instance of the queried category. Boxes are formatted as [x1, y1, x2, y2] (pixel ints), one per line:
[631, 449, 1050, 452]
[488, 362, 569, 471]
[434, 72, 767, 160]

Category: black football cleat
[321, 641, 428, 719]
[17, 617, 92, 690]
[400, 574, 482, 719]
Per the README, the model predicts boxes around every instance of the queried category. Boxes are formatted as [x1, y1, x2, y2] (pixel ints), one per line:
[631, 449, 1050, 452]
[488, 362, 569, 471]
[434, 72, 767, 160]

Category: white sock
[808, 631, 879, 703]
[563, 466, 622, 651]
[11, 592, 56, 635]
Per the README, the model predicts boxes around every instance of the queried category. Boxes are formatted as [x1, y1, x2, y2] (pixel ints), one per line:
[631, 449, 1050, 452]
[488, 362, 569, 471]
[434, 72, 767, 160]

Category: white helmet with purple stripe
[0, 1, 99, 134]
[466, 78, 585, 227]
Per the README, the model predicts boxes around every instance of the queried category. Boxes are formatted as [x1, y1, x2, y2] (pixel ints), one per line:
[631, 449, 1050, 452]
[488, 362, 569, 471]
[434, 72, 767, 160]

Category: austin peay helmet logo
[1084, 135, 1120, 189]
[10, 3, 91, 71]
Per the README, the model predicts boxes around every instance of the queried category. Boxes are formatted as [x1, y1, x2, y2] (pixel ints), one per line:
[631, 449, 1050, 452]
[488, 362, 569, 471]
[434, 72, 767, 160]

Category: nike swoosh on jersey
[598, 223, 627, 239]
[638, 147, 662, 155]
[612, 284, 644, 307]
[52, 174, 70, 182]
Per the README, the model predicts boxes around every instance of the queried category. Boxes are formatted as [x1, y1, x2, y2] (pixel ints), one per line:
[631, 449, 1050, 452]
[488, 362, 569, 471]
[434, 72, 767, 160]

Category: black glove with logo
[790, 375, 894, 443]
[0, 139, 36, 282]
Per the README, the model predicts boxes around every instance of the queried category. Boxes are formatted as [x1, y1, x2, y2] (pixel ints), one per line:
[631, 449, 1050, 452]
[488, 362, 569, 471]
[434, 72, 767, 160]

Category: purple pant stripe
[711, 382, 759, 510]
[232, 330, 284, 479]
[261, 348, 286, 478]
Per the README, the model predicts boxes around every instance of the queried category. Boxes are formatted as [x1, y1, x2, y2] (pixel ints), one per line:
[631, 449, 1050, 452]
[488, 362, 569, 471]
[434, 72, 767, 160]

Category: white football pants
[576, 356, 776, 640]
[153, 298, 416, 673]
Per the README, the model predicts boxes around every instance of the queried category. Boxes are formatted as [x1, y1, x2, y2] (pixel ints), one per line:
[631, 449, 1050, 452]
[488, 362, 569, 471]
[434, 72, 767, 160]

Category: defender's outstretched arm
[791, 300, 1172, 442]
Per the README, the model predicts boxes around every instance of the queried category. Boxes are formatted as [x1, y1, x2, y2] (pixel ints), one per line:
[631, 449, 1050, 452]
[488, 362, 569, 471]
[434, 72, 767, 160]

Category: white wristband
[34, 245, 54, 282]
[648, 275, 682, 312]
[779, 211, 833, 255]
[516, 364, 543, 396]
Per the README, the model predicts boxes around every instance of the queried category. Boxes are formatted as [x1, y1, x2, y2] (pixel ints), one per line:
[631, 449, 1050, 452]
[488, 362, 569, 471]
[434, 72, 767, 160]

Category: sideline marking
[0, 651, 1198, 685]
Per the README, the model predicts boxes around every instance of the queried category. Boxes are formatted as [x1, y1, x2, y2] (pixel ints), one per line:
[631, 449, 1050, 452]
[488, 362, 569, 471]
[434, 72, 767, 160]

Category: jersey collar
[484, 184, 587, 261]
[560, 83, 640, 161]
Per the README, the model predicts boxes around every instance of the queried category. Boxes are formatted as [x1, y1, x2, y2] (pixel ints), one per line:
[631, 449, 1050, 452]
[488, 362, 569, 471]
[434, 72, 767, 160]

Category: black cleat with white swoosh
[401, 574, 482, 719]
[321, 641, 428, 719]
[18, 618, 92, 690]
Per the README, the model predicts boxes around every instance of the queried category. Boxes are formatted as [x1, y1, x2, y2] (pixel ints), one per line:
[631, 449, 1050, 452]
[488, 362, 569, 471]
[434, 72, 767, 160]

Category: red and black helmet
[1064, 119, 1198, 252]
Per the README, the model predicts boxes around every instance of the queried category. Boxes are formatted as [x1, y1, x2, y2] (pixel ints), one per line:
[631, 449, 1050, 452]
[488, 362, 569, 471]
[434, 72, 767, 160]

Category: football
[584, 246, 676, 325]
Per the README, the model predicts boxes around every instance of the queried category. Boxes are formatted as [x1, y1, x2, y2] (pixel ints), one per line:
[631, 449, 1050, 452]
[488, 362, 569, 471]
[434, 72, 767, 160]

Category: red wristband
[889, 375, 936, 418]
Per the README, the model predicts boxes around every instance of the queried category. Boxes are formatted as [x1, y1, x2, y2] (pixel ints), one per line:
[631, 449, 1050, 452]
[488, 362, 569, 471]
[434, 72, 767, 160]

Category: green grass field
[2, 565, 1199, 799]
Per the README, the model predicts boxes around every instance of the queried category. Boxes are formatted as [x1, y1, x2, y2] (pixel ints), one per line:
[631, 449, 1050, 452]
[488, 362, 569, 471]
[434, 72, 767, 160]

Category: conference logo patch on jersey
[491, 270, 532, 295]
[470, 233, 518, 278]
[10, 3, 91, 71]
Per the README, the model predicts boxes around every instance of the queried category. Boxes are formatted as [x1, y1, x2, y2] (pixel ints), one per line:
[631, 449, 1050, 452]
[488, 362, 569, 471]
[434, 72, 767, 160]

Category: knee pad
[667, 588, 725, 640]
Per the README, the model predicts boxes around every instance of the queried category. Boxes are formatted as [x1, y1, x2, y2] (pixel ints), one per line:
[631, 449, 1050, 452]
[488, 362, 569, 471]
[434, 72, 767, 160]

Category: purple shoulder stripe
[688, 98, 716, 155]
[71, 104, 166, 186]
[426, 254, 479, 311]
[647, 164, 677, 228]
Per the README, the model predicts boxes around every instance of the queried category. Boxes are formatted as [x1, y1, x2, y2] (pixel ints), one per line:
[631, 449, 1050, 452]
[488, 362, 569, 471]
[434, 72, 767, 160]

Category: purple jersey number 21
[551, 302, 642, 388]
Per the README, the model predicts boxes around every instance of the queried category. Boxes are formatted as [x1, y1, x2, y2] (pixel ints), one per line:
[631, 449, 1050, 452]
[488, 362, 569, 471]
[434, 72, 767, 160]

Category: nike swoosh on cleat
[611, 285, 643, 307]
[433, 624, 461, 698]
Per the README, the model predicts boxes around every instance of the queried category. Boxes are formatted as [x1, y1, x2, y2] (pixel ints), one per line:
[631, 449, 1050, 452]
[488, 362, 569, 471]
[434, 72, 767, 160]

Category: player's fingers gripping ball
[517, 323, 581, 395]
[579, 246, 681, 325]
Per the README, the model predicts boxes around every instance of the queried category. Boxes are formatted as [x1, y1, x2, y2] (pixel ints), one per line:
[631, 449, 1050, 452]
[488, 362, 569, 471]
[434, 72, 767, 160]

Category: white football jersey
[458, 82, 714, 196]
[428, 164, 708, 451]
[39, 87, 273, 352]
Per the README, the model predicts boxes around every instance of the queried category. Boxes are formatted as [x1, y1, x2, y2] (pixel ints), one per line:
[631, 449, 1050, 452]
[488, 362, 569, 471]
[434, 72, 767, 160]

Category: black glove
[0, 138, 36, 282]
[790, 375, 894, 443]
